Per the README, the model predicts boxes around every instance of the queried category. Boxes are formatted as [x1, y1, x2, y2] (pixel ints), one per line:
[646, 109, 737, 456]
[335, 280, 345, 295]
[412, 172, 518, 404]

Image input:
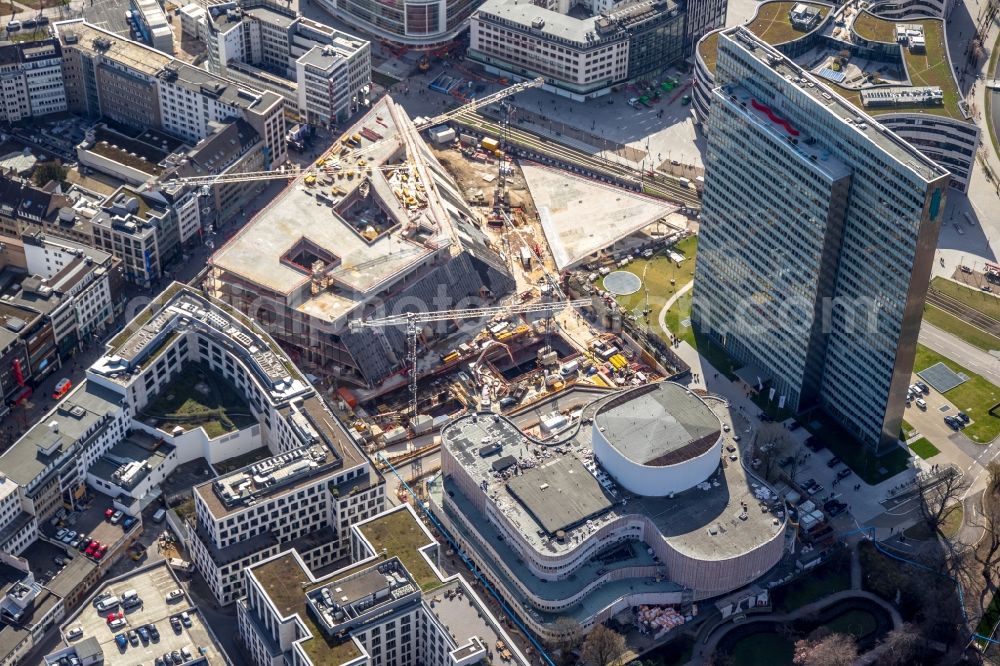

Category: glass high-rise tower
[692, 27, 950, 452]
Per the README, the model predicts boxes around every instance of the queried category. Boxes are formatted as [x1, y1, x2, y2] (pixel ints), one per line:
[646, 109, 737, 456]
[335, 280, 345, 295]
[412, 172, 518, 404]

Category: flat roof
[507, 456, 612, 534]
[0, 380, 123, 487]
[698, 1, 967, 122]
[441, 400, 783, 562]
[719, 27, 948, 183]
[209, 96, 439, 310]
[595, 382, 722, 466]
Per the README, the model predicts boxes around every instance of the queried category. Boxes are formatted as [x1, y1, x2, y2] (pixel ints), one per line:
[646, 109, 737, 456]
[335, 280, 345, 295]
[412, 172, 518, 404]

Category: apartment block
[692, 27, 950, 450]
[90, 187, 176, 288]
[238, 505, 530, 666]
[0, 39, 67, 123]
[55, 19, 287, 168]
[205, 1, 370, 126]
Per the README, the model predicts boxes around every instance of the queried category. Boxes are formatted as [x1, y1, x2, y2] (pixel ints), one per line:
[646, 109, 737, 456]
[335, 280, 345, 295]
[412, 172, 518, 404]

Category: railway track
[926, 289, 1000, 338]
[450, 110, 702, 209]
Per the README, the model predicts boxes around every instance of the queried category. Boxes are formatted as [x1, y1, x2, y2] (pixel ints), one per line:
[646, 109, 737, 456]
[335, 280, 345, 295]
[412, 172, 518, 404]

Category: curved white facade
[591, 423, 723, 496]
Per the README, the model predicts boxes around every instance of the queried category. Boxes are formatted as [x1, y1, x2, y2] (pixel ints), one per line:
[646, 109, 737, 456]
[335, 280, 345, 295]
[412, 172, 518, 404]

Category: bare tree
[988, 461, 1000, 492]
[877, 623, 924, 666]
[793, 632, 857, 666]
[968, 492, 1000, 613]
[580, 625, 627, 666]
[919, 468, 969, 535]
[549, 617, 584, 665]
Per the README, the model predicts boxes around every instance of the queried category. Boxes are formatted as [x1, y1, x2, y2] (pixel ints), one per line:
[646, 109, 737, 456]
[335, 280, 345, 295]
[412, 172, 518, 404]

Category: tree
[988, 460, 1000, 492]
[32, 161, 67, 188]
[793, 632, 857, 666]
[919, 468, 969, 536]
[580, 625, 627, 666]
[877, 623, 924, 666]
[548, 617, 584, 665]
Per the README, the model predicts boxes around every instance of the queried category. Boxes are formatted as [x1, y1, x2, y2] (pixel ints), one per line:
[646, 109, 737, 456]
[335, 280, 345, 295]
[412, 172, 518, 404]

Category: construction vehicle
[164, 77, 544, 189]
[349, 296, 591, 418]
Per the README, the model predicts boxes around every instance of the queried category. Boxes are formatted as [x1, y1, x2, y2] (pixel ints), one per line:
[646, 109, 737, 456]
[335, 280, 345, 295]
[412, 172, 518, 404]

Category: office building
[56, 19, 287, 168]
[239, 504, 530, 666]
[469, 0, 725, 99]
[313, 0, 479, 49]
[0, 39, 67, 123]
[430, 385, 786, 642]
[0, 281, 385, 608]
[205, 1, 371, 126]
[206, 94, 515, 389]
[691, 26, 950, 450]
[692, 0, 979, 191]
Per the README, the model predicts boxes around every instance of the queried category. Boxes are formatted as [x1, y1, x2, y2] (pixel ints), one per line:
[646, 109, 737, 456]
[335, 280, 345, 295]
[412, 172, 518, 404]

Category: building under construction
[207, 95, 515, 389]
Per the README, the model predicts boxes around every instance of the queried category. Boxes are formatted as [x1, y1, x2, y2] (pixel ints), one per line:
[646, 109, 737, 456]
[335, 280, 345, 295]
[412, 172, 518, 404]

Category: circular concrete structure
[592, 382, 723, 496]
[603, 271, 642, 296]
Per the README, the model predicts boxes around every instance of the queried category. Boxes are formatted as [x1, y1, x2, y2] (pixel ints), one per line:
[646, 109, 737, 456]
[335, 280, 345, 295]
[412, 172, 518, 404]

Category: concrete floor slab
[522, 163, 677, 269]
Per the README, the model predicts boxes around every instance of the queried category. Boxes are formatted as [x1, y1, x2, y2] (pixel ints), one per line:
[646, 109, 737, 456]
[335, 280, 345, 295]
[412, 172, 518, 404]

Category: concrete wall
[591, 424, 723, 496]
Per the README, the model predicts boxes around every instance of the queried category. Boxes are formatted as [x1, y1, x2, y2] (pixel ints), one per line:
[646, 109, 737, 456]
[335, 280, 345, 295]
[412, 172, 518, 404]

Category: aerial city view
[0, 0, 999, 662]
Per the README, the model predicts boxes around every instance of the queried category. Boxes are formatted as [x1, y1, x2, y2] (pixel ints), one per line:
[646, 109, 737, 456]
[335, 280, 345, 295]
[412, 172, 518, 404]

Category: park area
[138, 363, 257, 438]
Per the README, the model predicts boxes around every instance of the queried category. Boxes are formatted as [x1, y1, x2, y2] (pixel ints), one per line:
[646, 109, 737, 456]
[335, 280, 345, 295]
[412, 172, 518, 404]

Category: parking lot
[63, 562, 226, 665]
[43, 494, 136, 565]
[901, 374, 968, 446]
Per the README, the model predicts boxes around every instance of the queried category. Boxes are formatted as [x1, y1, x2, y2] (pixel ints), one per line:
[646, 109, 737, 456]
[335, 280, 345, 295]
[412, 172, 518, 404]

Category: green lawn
[599, 236, 697, 317]
[904, 503, 963, 540]
[923, 304, 1000, 351]
[771, 554, 852, 612]
[908, 437, 940, 459]
[931, 277, 1000, 320]
[804, 411, 911, 484]
[914, 345, 1000, 443]
[901, 419, 915, 439]
[140, 363, 258, 438]
[976, 591, 1000, 646]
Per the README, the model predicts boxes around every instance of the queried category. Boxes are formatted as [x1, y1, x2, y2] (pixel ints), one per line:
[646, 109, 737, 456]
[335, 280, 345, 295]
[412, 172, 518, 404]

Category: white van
[121, 589, 139, 601]
[915, 398, 927, 410]
[152, 508, 166, 523]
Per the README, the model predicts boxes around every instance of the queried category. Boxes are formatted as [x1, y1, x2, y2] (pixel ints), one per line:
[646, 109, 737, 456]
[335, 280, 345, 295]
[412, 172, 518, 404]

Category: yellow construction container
[304, 175, 317, 186]
[481, 137, 500, 152]
[316, 158, 326, 167]
[442, 351, 460, 363]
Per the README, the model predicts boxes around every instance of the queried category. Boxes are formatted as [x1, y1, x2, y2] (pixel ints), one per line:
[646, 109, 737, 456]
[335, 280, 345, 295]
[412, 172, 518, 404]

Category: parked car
[104, 508, 114, 520]
[128, 630, 139, 646]
[778, 456, 795, 468]
[55, 528, 68, 540]
[137, 625, 149, 642]
[180, 611, 191, 627]
[804, 437, 824, 452]
[916, 382, 929, 394]
[110, 510, 124, 525]
[827, 502, 848, 517]
[166, 589, 183, 603]
[108, 615, 127, 630]
[826, 456, 842, 468]
[22, 18, 36, 28]
[115, 633, 127, 650]
[66, 626, 83, 641]
[149, 623, 160, 641]
[836, 468, 852, 481]
[957, 411, 971, 424]
[93, 592, 112, 607]
[6, 20, 22, 32]
[122, 516, 138, 530]
[96, 596, 119, 612]
[915, 398, 927, 410]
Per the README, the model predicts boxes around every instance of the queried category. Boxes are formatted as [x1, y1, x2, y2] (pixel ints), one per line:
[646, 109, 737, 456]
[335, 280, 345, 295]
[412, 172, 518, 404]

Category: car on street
[6, 20, 21, 31]
[826, 456, 842, 468]
[52, 377, 72, 400]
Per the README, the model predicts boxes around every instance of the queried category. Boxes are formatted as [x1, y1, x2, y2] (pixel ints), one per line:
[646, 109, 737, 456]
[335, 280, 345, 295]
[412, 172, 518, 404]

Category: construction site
[191, 79, 698, 503]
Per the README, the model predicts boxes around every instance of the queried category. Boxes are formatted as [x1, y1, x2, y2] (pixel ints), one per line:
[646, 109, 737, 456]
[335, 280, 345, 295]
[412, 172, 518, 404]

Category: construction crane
[348, 297, 591, 418]
[166, 77, 545, 188]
